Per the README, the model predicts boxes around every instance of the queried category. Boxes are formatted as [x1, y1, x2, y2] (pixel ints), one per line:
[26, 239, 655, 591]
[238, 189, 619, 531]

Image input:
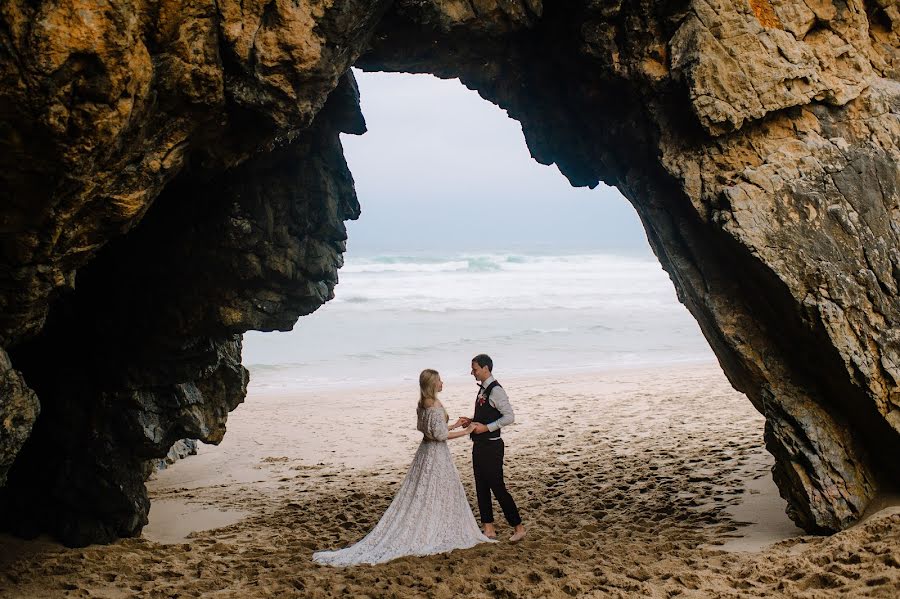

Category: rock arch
[0, 0, 898, 545]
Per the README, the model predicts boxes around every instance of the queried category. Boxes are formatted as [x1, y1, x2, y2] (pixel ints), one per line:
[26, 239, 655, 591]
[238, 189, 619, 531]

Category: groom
[461, 354, 526, 542]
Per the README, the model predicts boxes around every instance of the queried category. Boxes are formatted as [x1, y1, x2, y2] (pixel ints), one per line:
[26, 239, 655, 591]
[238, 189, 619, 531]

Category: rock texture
[0, 0, 898, 544]
[0, 349, 38, 487]
[154, 439, 199, 472]
[0, 0, 384, 546]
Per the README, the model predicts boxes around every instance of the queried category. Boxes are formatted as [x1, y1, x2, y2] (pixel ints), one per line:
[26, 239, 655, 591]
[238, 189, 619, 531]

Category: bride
[313, 369, 495, 566]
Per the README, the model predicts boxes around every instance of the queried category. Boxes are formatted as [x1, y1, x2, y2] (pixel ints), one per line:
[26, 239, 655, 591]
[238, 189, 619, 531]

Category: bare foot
[509, 524, 526, 542]
[483, 524, 496, 539]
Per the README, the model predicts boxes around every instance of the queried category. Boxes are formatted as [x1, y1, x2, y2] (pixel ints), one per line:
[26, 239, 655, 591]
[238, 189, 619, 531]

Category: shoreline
[244, 355, 721, 400]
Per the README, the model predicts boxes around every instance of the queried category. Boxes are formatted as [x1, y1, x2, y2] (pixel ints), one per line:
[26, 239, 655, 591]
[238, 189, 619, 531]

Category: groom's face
[471, 361, 490, 382]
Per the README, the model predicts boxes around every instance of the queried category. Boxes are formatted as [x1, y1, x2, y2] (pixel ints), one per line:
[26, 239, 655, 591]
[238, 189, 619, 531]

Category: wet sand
[1, 362, 898, 598]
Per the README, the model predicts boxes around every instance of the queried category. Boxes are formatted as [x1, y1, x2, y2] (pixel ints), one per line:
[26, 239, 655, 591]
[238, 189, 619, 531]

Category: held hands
[451, 417, 486, 434]
[470, 422, 490, 434]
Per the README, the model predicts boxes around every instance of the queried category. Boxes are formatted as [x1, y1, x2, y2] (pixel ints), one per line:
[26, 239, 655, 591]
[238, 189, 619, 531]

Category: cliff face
[0, 0, 385, 546]
[0, 0, 898, 544]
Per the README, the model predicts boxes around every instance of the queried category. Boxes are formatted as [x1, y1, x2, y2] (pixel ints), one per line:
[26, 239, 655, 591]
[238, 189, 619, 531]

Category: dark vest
[471, 380, 503, 442]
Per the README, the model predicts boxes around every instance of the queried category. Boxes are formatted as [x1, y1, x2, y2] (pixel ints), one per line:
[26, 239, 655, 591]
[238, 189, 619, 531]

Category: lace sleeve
[426, 408, 448, 441]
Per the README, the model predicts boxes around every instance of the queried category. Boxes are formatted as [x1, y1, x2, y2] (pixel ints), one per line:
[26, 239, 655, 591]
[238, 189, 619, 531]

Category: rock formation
[0, 0, 385, 546]
[0, 0, 898, 544]
[154, 439, 199, 471]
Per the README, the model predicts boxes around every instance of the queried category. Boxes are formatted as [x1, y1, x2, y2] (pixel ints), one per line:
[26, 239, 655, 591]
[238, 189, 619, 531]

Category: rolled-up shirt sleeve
[487, 387, 515, 432]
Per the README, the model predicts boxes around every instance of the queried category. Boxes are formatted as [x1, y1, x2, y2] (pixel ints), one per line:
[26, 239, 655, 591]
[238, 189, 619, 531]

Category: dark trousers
[472, 439, 521, 527]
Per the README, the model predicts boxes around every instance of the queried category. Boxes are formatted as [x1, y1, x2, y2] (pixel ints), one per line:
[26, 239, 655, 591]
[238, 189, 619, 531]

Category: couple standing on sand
[313, 354, 526, 566]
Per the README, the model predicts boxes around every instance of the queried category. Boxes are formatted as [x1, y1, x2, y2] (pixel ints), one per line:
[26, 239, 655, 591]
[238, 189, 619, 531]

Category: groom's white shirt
[480, 375, 515, 433]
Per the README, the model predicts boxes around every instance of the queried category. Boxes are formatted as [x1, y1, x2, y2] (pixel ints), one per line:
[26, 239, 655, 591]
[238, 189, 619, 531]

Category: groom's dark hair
[472, 354, 493, 371]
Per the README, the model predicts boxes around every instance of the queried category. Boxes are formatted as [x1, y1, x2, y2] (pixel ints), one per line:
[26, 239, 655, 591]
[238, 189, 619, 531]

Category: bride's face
[437, 377, 443, 392]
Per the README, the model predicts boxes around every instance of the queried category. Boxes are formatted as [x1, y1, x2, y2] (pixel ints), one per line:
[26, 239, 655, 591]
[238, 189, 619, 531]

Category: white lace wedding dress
[312, 406, 494, 566]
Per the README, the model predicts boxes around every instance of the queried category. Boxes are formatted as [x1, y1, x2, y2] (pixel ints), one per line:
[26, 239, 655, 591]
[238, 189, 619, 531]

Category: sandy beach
[1, 361, 898, 598]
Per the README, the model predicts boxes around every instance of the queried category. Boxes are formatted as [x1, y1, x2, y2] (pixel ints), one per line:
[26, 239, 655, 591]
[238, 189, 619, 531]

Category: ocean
[241, 250, 715, 392]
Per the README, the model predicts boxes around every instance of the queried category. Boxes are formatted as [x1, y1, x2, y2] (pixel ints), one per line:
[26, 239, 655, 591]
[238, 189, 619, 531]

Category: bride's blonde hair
[418, 369, 440, 410]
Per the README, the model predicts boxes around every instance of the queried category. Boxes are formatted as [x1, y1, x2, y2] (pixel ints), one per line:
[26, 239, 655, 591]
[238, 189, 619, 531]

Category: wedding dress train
[313, 406, 493, 566]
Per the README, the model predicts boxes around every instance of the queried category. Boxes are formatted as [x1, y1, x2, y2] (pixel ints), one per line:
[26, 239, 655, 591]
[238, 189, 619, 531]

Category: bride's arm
[447, 424, 475, 440]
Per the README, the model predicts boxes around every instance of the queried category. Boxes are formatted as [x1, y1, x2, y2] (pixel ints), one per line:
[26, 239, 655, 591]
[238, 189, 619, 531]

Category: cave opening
[141, 71, 797, 552]
[241, 69, 710, 393]
[236, 68, 713, 446]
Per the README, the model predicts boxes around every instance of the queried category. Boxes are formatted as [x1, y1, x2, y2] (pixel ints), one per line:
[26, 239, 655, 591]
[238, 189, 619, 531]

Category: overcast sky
[340, 70, 651, 256]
